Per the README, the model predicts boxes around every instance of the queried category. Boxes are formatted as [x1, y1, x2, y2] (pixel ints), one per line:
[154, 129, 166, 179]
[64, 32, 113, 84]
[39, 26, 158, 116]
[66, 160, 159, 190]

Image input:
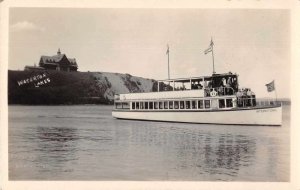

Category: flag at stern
[266, 80, 275, 92]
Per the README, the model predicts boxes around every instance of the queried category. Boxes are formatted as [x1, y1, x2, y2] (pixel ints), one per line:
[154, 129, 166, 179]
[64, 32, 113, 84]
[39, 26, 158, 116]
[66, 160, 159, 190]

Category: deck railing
[114, 94, 120, 100]
[255, 99, 282, 107]
[204, 87, 235, 97]
[237, 97, 281, 108]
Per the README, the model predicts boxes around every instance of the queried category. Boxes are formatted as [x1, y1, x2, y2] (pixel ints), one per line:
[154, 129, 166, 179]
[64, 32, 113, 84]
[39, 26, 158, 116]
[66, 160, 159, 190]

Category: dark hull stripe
[114, 118, 281, 126]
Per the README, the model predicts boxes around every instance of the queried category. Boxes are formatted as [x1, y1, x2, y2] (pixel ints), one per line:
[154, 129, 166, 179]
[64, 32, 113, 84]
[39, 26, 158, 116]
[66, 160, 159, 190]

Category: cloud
[10, 21, 45, 32]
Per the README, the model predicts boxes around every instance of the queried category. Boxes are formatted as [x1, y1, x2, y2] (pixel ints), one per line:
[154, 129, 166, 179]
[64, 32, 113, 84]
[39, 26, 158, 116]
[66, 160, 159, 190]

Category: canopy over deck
[157, 72, 238, 83]
[156, 72, 239, 92]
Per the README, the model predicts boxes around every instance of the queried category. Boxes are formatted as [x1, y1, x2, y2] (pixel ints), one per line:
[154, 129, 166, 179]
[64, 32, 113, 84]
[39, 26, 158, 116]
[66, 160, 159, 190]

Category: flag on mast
[266, 80, 275, 92]
[204, 38, 214, 54]
[204, 37, 216, 74]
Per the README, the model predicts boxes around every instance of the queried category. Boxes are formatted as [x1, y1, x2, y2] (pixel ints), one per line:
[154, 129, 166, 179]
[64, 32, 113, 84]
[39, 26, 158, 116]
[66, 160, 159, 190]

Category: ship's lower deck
[112, 105, 282, 126]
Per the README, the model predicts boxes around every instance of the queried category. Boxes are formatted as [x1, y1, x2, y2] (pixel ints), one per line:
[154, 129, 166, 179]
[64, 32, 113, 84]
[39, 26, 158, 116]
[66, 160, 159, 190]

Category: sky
[9, 8, 290, 98]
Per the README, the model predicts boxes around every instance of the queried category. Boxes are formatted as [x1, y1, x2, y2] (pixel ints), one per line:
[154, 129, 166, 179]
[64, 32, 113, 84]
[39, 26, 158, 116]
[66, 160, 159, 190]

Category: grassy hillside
[8, 70, 157, 105]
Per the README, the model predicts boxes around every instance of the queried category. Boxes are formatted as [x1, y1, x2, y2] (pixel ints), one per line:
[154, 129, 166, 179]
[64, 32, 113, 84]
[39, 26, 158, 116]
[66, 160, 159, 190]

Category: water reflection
[9, 105, 289, 180]
[37, 127, 79, 142]
[129, 125, 256, 179]
[34, 126, 79, 173]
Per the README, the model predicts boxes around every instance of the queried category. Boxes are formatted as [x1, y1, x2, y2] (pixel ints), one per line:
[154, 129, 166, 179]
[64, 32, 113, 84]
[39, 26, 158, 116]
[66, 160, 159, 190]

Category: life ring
[210, 90, 217, 97]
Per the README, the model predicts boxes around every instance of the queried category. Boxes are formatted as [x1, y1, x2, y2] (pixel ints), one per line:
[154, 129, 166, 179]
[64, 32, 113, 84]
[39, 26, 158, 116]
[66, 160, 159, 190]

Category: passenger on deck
[222, 78, 227, 87]
[225, 77, 232, 94]
[204, 80, 209, 88]
[180, 85, 186, 90]
[197, 81, 203, 89]
[246, 88, 256, 106]
[205, 88, 210, 97]
[218, 87, 224, 96]
[251, 90, 256, 106]
[236, 89, 243, 107]
[208, 81, 212, 88]
[232, 97, 237, 107]
[242, 88, 247, 106]
[191, 82, 195, 89]
[232, 78, 238, 91]
[227, 77, 232, 87]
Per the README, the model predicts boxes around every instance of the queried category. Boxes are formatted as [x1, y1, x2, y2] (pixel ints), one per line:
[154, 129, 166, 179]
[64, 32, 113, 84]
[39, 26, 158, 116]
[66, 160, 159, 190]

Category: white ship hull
[112, 106, 282, 126]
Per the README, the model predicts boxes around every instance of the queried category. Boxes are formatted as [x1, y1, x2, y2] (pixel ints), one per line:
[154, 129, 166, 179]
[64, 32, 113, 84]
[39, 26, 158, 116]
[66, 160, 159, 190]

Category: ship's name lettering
[256, 109, 276, 113]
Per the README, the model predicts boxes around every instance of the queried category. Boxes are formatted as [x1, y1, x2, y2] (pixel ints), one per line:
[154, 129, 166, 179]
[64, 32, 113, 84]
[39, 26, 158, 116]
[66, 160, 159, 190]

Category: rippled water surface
[9, 105, 290, 181]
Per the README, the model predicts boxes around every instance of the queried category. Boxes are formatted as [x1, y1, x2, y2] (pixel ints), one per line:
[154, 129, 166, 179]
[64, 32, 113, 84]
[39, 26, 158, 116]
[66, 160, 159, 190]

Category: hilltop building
[24, 49, 79, 72]
[38, 49, 78, 72]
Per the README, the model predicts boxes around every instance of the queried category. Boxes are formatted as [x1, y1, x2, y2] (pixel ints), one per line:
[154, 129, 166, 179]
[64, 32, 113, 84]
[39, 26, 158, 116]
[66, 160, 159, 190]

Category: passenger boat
[112, 72, 282, 125]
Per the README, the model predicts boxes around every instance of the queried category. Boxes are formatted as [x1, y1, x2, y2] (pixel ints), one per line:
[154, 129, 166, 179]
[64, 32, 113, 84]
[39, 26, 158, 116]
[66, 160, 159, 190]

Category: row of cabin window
[132, 100, 206, 110]
[131, 99, 233, 110]
[115, 102, 130, 109]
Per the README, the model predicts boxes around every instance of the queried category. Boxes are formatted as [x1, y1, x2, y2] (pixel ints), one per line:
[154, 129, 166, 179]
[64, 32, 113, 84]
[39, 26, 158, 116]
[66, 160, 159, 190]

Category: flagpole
[266, 80, 278, 104]
[273, 80, 278, 103]
[168, 48, 170, 80]
[274, 87, 278, 103]
[212, 45, 215, 74]
[167, 44, 170, 80]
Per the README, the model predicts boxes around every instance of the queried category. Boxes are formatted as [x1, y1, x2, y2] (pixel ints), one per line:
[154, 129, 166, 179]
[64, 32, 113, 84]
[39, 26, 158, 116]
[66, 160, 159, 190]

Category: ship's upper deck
[156, 72, 239, 92]
[116, 89, 205, 101]
[115, 72, 239, 101]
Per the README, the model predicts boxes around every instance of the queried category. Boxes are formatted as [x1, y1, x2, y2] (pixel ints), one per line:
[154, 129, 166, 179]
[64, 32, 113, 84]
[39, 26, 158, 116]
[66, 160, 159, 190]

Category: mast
[166, 44, 170, 79]
[211, 41, 215, 74]
[204, 37, 215, 74]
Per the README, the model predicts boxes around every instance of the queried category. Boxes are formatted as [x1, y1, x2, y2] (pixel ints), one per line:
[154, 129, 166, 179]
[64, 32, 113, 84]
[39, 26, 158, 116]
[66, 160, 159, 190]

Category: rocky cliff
[8, 70, 157, 105]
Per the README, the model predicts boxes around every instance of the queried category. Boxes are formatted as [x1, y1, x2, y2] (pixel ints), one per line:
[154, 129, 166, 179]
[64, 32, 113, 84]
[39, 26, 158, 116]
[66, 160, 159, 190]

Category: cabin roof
[157, 72, 238, 83]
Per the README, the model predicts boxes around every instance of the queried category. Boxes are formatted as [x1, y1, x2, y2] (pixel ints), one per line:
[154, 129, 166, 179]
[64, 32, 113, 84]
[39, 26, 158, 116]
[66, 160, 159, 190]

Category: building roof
[40, 50, 78, 67]
[67, 58, 77, 66]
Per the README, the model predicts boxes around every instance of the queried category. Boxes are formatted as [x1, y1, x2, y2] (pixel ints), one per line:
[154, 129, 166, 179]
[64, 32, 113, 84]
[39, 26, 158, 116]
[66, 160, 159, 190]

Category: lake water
[8, 105, 290, 181]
